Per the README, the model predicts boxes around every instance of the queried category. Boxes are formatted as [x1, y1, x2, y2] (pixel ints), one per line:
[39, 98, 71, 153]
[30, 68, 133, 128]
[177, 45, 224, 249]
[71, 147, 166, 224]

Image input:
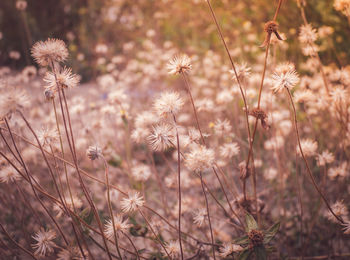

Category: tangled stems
[180, 71, 241, 227]
[50, 61, 112, 259]
[0, 125, 229, 247]
[18, 112, 89, 259]
[172, 112, 184, 260]
[286, 88, 344, 224]
[2, 117, 69, 246]
[52, 98, 76, 213]
[138, 208, 172, 259]
[0, 223, 37, 260]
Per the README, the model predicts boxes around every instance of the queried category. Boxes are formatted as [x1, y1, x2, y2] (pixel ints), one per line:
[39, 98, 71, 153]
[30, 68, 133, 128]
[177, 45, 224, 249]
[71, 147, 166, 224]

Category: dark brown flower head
[264, 21, 278, 34]
[261, 21, 283, 48]
[248, 229, 264, 247]
[248, 108, 270, 130]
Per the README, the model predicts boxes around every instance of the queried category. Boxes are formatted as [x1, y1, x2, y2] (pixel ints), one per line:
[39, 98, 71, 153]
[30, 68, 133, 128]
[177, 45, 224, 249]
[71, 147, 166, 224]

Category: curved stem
[102, 157, 123, 259]
[199, 173, 216, 260]
[286, 88, 344, 224]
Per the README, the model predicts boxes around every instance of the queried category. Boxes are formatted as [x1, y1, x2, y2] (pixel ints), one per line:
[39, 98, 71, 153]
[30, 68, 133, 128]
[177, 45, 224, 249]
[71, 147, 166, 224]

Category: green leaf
[238, 249, 252, 260]
[263, 222, 280, 244]
[254, 246, 267, 260]
[108, 154, 122, 167]
[129, 224, 148, 237]
[245, 212, 258, 232]
[79, 207, 94, 225]
[234, 235, 249, 246]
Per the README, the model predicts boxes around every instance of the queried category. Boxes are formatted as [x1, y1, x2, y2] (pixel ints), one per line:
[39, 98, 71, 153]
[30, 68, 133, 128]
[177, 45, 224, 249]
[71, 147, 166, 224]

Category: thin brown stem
[4, 117, 69, 245]
[199, 173, 216, 260]
[286, 88, 344, 224]
[102, 157, 123, 259]
[138, 208, 172, 259]
[172, 112, 184, 260]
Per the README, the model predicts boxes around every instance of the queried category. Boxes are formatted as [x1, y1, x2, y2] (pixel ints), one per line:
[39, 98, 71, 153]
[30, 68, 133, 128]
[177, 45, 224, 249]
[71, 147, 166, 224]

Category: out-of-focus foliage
[1, 0, 349, 80]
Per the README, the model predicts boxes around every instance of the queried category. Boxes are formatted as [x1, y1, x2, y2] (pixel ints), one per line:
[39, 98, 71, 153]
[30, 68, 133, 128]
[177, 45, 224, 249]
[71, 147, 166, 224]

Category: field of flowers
[0, 0, 350, 259]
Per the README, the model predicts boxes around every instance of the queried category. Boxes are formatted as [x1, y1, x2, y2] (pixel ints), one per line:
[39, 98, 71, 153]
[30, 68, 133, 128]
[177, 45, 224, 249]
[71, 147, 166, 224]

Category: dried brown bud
[248, 108, 270, 130]
[239, 161, 251, 180]
[264, 21, 278, 34]
[261, 21, 283, 48]
[248, 229, 264, 246]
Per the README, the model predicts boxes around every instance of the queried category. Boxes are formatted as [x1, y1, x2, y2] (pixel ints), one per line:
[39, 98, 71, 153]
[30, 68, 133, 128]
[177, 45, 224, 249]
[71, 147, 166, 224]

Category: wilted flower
[104, 215, 131, 239]
[214, 118, 232, 135]
[219, 243, 243, 257]
[0, 165, 21, 183]
[193, 208, 207, 227]
[185, 145, 215, 172]
[153, 91, 184, 118]
[0, 88, 29, 119]
[229, 62, 251, 82]
[86, 146, 102, 160]
[164, 240, 180, 258]
[44, 67, 80, 90]
[317, 150, 335, 166]
[31, 229, 56, 256]
[299, 24, 318, 44]
[297, 139, 318, 157]
[271, 67, 300, 93]
[167, 55, 192, 74]
[328, 162, 347, 180]
[131, 164, 151, 182]
[37, 127, 59, 147]
[219, 143, 240, 158]
[121, 191, 145, 212]
[148, 123, 175, 151]
[326, 201, 348, 223]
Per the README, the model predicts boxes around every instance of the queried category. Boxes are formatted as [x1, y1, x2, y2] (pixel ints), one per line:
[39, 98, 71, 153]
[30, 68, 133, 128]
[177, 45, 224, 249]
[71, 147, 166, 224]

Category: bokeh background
[1, 0, 349, 81]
